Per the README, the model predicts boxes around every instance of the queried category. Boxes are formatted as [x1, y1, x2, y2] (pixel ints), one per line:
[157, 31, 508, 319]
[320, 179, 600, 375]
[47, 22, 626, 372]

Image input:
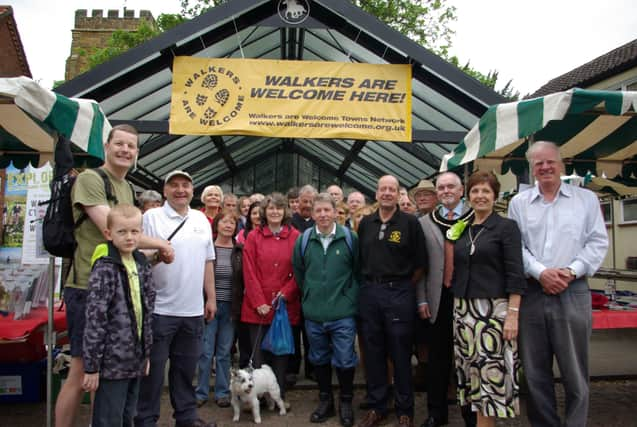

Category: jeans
[305, 317, 358, 369]
[92, 377, 140, 427]
[195, 301, 234, 401]
[135, 315, 203, 427]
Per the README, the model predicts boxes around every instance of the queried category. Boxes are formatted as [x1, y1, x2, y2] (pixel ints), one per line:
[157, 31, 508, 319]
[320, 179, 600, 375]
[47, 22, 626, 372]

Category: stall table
[0, 304, 67, 363]
[593, 309, 637, 329]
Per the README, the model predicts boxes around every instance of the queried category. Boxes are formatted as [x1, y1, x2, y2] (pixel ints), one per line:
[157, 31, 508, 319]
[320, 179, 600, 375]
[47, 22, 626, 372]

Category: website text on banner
[169, 57, 412, 142]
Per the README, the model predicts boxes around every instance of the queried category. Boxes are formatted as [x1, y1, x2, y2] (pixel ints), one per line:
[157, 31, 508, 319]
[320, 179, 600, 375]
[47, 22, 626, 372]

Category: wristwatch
[566, 267, 577, 278]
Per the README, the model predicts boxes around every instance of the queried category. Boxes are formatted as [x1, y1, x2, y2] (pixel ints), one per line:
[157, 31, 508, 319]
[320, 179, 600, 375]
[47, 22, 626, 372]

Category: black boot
[461, 405, 477, 427]
[336, 367, 355, 427]
[310, 364, 335, 423]
[339, 395, 354, 427]
[311, 392, 335, 423]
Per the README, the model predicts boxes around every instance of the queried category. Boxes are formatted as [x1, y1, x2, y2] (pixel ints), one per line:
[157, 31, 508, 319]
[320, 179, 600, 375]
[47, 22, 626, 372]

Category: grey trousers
[519, 278, 591, 427]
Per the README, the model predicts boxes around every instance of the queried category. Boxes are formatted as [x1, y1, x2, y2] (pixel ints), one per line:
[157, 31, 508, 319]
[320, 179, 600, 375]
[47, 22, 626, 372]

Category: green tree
[179, 0, 517, 99]
[180, 0, 226, 18]
[448, 57, 520, 100]
[83, 1, 518, 99]
[83, 14, 186, 69]
[353, 0, 457, 57]
[180, 0, 456, 56]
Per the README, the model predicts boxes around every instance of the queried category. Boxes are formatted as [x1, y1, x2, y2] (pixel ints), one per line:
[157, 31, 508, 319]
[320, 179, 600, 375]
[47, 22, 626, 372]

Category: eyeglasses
[378, 223, 387, 240]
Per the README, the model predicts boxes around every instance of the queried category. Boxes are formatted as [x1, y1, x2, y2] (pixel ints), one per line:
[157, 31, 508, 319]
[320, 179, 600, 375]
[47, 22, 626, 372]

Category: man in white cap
[409, 180, 437, 218]
[135, 170, 217, 427]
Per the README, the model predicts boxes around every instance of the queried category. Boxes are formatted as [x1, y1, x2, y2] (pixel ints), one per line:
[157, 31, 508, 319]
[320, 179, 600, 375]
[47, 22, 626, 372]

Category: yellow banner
[169, 57, 412, 142]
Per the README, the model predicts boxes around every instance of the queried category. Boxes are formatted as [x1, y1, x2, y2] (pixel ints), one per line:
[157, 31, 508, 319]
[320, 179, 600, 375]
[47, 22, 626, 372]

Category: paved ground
[2, 378, 636, 426]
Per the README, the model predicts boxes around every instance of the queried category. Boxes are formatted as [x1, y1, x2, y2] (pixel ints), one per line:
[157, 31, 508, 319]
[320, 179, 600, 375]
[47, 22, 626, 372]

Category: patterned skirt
[453, 297, 520, 418]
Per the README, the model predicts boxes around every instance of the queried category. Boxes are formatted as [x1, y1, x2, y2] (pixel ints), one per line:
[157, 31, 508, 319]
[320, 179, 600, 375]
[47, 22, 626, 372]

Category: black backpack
[42, 168, 120, 258]
[41, 135, 134, 258]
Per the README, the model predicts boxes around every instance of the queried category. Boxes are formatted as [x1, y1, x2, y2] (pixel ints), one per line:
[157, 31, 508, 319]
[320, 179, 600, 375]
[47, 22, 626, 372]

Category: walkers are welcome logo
[178, 64, 246, 127]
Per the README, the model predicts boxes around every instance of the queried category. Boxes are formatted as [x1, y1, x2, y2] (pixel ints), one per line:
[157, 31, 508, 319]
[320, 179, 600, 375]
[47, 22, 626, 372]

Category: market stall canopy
[0, 76, 107, 168]
[440, 89, 637, 179]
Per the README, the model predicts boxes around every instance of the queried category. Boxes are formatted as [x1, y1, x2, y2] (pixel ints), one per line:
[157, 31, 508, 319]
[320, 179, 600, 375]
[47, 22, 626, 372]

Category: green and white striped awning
[440, 88, 637, 178]
[0, 76, 107, 168]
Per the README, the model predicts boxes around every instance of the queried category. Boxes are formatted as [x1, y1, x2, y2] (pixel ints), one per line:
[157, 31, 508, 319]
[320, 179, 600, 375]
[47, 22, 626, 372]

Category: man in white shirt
[508, 141, 608, 427]
[135, 170, 217, 427]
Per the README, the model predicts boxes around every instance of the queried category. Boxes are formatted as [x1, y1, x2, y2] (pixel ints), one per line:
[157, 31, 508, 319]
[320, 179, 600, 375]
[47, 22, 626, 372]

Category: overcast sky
[9, 0, 637, 96]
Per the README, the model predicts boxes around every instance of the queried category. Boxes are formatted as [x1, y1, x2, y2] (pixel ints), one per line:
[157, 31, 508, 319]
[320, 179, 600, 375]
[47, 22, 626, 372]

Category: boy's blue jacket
[82, 242, 155, 379]
[292, 224, 359, 322]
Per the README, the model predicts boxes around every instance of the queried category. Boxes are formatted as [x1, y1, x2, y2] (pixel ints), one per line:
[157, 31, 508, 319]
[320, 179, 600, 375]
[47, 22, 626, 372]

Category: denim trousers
[134, 314, 203, 427]
[93, 377, 140, 427]
[195, 301, 235, 401]
[304, 317, 358, 369]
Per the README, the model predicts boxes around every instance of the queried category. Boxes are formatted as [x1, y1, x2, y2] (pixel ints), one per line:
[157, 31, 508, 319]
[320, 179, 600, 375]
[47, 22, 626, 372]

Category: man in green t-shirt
[55, 124, 175, 427]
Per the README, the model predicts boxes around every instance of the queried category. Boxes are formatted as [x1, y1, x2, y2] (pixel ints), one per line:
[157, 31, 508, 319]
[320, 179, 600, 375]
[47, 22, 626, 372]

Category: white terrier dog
[230, 364, 286, 424]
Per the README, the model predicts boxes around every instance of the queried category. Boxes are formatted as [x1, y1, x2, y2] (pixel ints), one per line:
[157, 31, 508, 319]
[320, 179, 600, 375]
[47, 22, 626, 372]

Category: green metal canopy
[0, 76, 106, 168]
[440, 89, 637, 179]
[55, 0, 504, 196]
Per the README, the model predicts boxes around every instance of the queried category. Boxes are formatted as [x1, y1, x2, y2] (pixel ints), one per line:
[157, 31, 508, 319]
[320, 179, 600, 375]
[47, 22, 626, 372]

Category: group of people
[54, 123, 608, 427]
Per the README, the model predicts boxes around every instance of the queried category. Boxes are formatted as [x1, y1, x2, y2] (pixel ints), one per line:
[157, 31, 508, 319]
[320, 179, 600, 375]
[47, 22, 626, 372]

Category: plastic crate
[0, 359, 45, 403]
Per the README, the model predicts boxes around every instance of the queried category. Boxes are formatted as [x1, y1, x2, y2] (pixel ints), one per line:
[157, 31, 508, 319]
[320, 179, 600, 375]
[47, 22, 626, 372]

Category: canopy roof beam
[292, 144, 374, 198]
[321, 139, 386, 178]
[211, 136, 238, 174]
[194, 144, 282, 193]
[337, 140, 365, 176]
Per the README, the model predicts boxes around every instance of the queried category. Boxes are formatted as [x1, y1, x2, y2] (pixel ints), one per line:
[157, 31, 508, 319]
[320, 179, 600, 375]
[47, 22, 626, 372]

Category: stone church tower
[65, 9, 154, 80]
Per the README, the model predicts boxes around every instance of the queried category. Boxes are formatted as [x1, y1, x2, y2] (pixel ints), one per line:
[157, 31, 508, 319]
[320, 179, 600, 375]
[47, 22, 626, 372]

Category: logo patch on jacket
[388, 231, 401, 243]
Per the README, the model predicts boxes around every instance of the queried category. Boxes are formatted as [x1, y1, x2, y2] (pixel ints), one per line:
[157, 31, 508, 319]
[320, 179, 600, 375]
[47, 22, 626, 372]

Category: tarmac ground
[2, 376, 636, 426]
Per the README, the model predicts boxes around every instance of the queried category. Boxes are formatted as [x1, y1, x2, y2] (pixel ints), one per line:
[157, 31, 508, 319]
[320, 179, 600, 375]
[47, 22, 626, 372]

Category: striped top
[214, 246, 233, 302]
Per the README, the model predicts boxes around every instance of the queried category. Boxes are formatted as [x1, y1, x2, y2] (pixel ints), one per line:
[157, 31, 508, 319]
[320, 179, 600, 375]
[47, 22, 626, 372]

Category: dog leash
[247, 295, 282, 371]
[247, 322, 262, 372]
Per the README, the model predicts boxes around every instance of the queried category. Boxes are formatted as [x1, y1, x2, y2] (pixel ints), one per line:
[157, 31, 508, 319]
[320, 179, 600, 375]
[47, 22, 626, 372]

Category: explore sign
[169, 57, 412, 142]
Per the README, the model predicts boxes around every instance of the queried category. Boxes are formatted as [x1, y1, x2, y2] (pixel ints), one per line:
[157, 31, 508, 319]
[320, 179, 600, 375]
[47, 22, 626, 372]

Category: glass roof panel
[296, 139, 343, 169]
[192, 158, 227, 183]
[109, 83, 173, 120]
[143, 136, 214, 172]
[100, 68, 173, 115]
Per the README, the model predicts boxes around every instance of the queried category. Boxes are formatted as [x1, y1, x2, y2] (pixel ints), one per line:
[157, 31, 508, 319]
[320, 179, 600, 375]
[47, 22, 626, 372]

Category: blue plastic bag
[261, 297, 295, 355]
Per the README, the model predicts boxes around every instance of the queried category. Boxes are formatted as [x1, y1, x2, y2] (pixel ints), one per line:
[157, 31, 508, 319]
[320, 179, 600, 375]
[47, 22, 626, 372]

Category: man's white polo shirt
[143, 203, 215, 317]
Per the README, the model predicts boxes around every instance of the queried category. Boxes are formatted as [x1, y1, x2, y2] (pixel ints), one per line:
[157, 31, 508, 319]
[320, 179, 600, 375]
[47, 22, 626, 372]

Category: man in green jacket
[292, 192, 360, 427]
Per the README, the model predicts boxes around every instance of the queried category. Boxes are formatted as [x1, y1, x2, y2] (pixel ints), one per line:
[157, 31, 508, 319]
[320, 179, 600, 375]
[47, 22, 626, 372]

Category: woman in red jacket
[241, 192, 300, 403]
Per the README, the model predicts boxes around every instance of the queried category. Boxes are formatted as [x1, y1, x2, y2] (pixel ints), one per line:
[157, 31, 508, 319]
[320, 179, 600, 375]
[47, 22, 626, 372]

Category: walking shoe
[397, 415, 414, 427]
[357, 410, 385, 427]
[175, 418, 216, 427]
[420, 416, 448, 427]
[310, 393, 335, 423]
[339, 399, 354, 427]
[215, 397, 230, 408]
[285, 373, 298, 387]
[359, 400, 371, 410]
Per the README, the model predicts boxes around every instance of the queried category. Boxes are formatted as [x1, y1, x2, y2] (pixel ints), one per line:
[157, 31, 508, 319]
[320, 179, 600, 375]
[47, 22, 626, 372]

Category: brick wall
[65, 9, 155, 80]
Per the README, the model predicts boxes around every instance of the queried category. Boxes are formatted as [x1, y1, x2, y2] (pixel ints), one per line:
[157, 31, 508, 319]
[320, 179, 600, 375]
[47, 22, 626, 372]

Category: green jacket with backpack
[292, 224, 360, 322]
